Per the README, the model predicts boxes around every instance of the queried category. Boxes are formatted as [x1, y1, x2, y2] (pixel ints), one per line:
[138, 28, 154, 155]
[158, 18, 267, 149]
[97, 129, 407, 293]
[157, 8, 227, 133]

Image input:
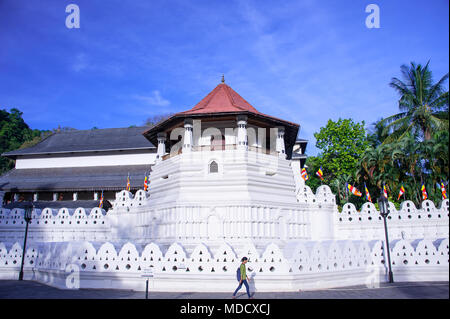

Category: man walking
[232, 257, 252, 299]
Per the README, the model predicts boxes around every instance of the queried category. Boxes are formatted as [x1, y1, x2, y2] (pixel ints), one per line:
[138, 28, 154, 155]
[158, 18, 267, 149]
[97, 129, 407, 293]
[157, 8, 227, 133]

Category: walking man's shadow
[249, 272, 257, 298]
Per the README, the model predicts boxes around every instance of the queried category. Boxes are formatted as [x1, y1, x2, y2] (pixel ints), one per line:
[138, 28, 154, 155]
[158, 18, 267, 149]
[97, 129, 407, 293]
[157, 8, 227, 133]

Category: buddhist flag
[126, 174, 131, 192]
[98, 190, 104, 209]
[316, 167, 324, 180]
[347, 184, 362, 197]
[421, 183, 428, 200]
[364, 183, 372, 202]
[398, 185, 405, 201]
[383, 184, 388, 199]
[301, 168, 309, 181]
[441, 182, 447, 200]
[144, 174, 149, 191]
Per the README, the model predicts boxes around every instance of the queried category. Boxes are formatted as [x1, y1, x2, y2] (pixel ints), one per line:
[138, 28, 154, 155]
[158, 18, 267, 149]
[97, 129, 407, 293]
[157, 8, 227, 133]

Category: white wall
[15, 152, 157, 169]
[0, 239, 447, 292]
[335, 199, 449, 240]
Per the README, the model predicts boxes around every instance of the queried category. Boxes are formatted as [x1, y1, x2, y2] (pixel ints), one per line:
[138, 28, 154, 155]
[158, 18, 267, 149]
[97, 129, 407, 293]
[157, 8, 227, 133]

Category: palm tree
[381, 61, 449, 143]
[367, 118, 389, 147]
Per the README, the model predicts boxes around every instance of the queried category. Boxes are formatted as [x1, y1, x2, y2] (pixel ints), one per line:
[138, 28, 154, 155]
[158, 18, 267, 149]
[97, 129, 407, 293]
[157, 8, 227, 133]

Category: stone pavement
[0, 280, 448, 299]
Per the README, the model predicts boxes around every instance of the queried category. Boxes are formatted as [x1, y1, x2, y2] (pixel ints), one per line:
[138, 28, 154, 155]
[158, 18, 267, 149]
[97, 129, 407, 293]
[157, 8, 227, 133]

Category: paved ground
[0, 280, 448, 299]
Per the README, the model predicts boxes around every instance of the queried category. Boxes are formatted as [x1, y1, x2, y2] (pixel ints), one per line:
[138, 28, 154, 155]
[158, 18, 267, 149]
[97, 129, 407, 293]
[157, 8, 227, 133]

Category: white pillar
[276, 126, 286, 158]
[183, 118, 193, 152]
[33, 193, 39, 202]
[94, 192, 99, 200]
[73, 192, 78, 201]
[53, 193, 58, 201]
[156, 132, 167, 160]
[237, 115, 248, 150]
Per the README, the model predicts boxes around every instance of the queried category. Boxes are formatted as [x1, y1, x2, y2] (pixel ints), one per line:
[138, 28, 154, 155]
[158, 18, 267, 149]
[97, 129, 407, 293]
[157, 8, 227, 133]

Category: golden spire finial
[221, 74, 225, 83]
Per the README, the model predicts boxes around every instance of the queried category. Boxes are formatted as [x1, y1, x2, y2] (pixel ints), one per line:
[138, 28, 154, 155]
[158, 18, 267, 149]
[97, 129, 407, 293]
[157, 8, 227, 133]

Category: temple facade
[109, 82, 315, 250]
[0, 80, 447, 292]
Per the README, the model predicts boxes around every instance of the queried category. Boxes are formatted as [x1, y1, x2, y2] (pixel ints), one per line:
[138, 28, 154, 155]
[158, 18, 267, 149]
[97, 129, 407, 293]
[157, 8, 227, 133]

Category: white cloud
[132, 90, 170, 107]
[71, 53, 88, 72]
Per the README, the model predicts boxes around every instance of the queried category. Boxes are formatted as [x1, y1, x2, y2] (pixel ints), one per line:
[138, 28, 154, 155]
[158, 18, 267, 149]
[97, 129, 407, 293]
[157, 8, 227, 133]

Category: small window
[209, 161, 218, 173]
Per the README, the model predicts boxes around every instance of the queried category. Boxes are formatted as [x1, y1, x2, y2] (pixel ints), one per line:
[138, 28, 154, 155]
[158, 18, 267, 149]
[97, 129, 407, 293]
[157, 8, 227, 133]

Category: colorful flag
[144, 174, 149, 191]
[316, 167, 324, 180]
[126, 174, 131, 192]
[301, 168, 309, 181]
[421, 183, 428, 200]
[383, 184, 388, 199]
[344, 182, 348, 200]
[441, 182, 447, 200]
[347, 184, 362, 197]
[364, 183, 372, 202]
[398, 185, 405, 201]
[98, 190, 104, 209]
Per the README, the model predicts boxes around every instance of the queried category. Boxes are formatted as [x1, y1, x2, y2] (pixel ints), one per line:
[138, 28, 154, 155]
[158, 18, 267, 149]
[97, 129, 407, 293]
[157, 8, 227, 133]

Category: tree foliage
[144, 113, 173, 127]
[381, 61, 449, 142]
[0, 108, 60, 175]
[305, 61, 448, 209]
[1, 109, 42, 174]
[305, 118, 369, 208]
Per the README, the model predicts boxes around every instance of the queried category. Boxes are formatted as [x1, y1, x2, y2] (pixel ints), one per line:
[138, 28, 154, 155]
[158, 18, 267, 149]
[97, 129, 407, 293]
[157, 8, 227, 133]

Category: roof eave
[2, 146, 156, 158]
[143, 111, 299, 140]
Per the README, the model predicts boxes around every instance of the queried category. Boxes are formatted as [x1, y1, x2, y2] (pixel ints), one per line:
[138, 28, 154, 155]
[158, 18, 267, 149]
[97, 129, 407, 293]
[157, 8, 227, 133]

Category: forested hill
[0, 108, 50, 175]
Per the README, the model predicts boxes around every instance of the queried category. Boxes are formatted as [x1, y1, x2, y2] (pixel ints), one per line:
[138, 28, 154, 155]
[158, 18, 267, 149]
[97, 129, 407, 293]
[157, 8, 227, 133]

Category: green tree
[0, 108, 58, 175]
[0, 108, 42, 174]
[144, 113, 173, 127]
[367, 118, 389, 147]
[357, 62, 449, 207]
[314, 118, 369, 182]
[381, 61, 449, 143]
[357, 129, 448, 207]
[306, 118, 369, 208]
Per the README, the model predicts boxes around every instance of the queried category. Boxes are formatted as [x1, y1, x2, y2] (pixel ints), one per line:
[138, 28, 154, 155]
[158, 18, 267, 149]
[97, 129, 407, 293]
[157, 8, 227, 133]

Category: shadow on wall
[249, 271, 257, 295]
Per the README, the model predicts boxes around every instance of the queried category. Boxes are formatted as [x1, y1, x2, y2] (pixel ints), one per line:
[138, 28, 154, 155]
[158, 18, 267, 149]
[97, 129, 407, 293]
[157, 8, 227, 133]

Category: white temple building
[0, 80, 447, 292]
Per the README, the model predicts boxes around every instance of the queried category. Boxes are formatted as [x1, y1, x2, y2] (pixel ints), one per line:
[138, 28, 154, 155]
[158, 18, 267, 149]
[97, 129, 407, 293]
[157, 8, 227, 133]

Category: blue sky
[0, 0, 448, 155]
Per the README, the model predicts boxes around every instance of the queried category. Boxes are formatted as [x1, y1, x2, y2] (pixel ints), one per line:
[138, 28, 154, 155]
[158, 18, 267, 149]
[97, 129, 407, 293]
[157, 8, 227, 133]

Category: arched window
[209, 161, 218, 173]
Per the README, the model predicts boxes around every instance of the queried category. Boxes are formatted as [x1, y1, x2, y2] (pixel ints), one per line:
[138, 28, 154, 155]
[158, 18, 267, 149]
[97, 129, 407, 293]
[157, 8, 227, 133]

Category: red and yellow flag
[316, 167, 324, 180]
[144, 175, 149, 191]
[98, 191, 104, 209]
[397, 185, 405, 201]
[441, 182, 447, 200]
[126, 174, 131, 192]
[364, 183, 372, 202]
[383, 184, 388, 199]
[301, 168, 309, 181]
[421, 183, 428, 200]
[348, 184, 362, 197]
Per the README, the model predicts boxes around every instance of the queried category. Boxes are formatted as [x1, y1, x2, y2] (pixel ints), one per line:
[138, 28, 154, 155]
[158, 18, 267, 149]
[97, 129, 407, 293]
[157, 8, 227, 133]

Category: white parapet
[335, 199, 449, 240]
[0, 238, 447, 292]
[0, 206, 110, 243]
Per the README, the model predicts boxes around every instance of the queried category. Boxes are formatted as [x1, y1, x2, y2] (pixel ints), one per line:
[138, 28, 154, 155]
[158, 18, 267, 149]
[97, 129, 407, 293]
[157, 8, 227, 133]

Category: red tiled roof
[177, 83, 262, 115]
[142, 81, 301, 158]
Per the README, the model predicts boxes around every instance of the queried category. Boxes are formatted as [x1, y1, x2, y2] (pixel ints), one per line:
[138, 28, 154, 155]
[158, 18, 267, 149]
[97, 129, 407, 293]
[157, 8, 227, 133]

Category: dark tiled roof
[0, 165, 152, 192]
[2, 200, 112, 212]
[3, 126, 155, 157]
